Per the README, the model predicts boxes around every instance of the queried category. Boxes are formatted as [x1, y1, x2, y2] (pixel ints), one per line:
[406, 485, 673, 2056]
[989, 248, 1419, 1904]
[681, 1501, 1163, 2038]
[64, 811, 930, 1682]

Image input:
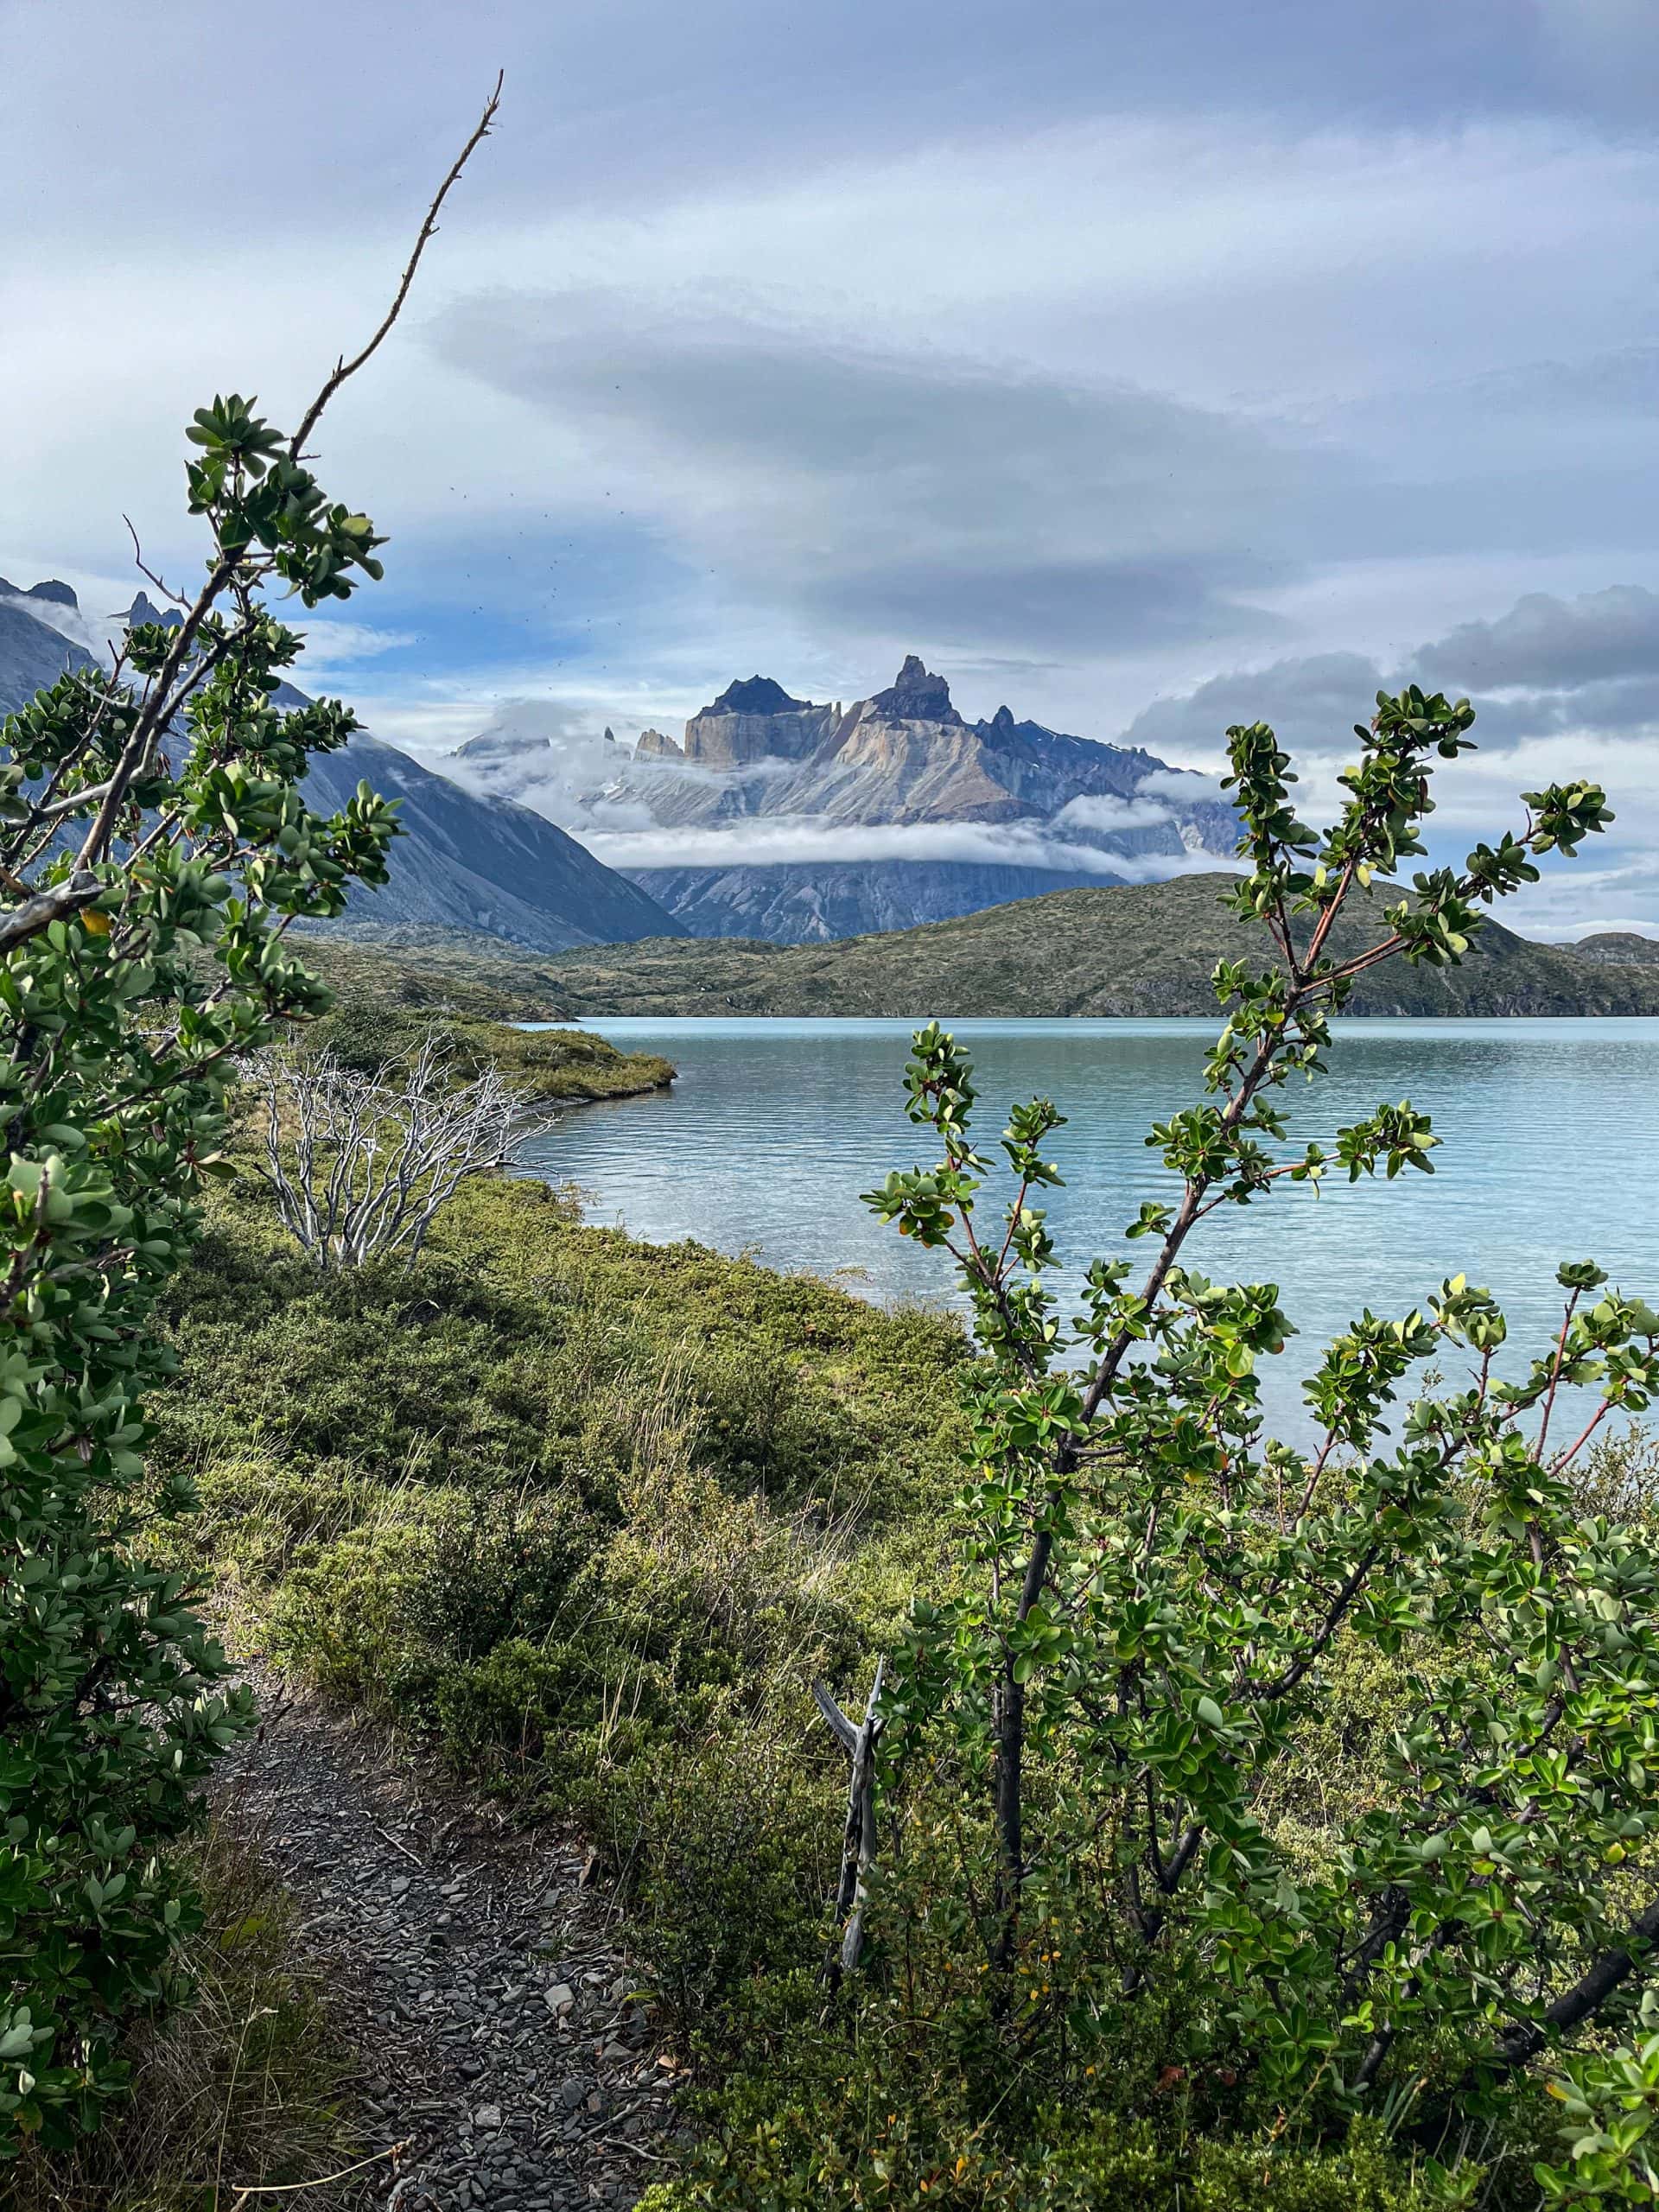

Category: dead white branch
[252, 1037, 546, 1269]
[815, 1658, 885, 1986]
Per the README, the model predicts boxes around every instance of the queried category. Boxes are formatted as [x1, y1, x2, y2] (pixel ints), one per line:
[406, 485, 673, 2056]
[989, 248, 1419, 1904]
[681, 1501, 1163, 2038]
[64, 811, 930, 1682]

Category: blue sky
[4, 0, 1659, 929]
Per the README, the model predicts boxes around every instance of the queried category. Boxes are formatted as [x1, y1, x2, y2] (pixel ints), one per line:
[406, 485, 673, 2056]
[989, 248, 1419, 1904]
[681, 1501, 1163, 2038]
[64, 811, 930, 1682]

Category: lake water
[518, 1018, 1659, 1442]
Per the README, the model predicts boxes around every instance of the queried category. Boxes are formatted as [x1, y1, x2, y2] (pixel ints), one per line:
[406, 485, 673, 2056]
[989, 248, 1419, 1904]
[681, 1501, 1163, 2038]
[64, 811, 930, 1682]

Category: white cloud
[1052, 792, 1174, 832]
[291, 620, 418, 674]
[572, 815, 1239, 882]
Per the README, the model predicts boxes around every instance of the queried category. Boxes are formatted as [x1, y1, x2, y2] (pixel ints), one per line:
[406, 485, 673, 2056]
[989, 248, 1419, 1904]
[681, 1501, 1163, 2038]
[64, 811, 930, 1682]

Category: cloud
[572, 814, 1236, 882]
[1109, 584, 1659, 932]
[0, 588, 124, 668]
[1408, 586, 1659, 693]
[442, 699, 637, 823]
[429, 293, 1337, 662]
[8, 3, 1659, 815]
[1136, 766, 1226, 800]
[1052, 792, 1174, 832]
[1118, 590, 1659, 772]
[1119, 652, 1384, 769]
[291, 619, 418, 674]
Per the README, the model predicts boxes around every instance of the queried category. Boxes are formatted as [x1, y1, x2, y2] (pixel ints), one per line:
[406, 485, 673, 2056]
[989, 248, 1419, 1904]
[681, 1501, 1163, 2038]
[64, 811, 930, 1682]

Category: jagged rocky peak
[602, 725, 617, 745]
[869, 653, 962, 727]
[988, 704, 1016, 732]
[709, 674, 811, 716]
[127, 590, 183, 630]
[635, 726, 685, 761]
[683, 676, 836, 768]
[0, 576, 79, 609]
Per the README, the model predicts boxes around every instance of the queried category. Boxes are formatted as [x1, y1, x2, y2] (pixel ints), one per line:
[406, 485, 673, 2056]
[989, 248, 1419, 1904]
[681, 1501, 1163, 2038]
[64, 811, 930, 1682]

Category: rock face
[626, 857, 1121, 943]
[605, 656, 1228, 840]
[679, 675, 837, 770]
[633, 727, 684, 761]
[0, 587, 93, 705]
[0, 587, 683, 956]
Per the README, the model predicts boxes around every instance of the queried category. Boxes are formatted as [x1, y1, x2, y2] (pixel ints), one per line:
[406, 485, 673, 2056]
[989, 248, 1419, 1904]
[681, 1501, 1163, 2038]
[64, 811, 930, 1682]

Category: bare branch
[0, 869, 102, 955]
[251, 1039, 546, 1269]
[288, 72, 504, 461]
[123, 515, 193, 609]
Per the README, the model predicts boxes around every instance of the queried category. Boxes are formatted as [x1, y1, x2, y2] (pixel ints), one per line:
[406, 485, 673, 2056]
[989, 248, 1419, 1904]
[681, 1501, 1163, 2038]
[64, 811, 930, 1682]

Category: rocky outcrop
[633, 727, 684, 761]
[679, 675, 837, 769]
[0, 575, 79, 609]
[127, 590, 182, 630]
[868, 652, 962, 725]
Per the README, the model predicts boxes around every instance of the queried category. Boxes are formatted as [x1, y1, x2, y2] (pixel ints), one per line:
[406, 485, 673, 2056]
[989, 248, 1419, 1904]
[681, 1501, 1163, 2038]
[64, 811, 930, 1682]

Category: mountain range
[449, 654, 1238, 942]
[10, 578, 1657, 1001]
[0, 580, 682, 955]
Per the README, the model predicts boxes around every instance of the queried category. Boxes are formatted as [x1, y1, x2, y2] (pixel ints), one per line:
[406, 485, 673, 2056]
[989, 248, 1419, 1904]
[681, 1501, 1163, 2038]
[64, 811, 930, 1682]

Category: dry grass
[12, 1816, 369, 2212]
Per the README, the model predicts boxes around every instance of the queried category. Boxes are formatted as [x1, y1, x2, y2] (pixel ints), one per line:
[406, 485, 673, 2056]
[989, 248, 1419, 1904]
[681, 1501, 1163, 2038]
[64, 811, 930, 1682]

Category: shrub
[0, 93, 497, 2154]
[10, 1818, 363, 2211]
[828, 690, 1657, 2196]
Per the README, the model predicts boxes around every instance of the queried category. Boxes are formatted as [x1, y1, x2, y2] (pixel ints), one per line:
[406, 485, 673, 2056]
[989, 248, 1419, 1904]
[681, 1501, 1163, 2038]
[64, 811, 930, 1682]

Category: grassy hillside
[341, 874, 1659, 1020]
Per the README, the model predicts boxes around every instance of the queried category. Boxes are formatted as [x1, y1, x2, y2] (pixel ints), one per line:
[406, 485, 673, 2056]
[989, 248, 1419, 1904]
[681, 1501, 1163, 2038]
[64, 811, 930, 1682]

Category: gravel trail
[217, 1667, 683, 2209]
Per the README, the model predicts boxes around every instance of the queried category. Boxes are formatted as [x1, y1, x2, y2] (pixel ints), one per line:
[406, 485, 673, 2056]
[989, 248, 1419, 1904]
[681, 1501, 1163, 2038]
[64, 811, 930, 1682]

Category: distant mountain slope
[626, 857, 1120, 942]
[297, 732, 683, 950]
[0, 581, 682, 955]
[494, 874, 1659, 1019]
[451, 653, 1236, 943]
[1, 582, 94, 702]
[1573, 932, 1659, 966]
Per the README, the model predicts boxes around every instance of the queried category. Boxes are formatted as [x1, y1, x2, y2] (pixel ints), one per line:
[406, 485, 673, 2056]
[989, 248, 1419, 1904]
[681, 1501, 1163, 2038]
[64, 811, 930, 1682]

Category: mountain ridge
[434, 874, 1659, 1020]
[0, 580, 683, 955]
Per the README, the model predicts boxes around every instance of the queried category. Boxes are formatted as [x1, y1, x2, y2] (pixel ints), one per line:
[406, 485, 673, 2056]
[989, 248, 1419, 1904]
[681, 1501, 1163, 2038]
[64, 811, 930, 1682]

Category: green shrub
[0, 392, 404, 2151]
[827, 692, 1654, 2198]
[10, 1819, 362, 2211]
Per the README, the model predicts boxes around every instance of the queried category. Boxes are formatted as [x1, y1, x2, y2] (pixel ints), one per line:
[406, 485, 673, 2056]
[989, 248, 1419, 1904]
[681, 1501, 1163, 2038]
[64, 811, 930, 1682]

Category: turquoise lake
[518, 1018, 1659, 1440]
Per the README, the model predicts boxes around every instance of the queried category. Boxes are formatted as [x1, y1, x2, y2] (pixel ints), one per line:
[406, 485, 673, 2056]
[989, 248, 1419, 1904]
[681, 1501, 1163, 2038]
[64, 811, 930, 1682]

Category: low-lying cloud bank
[1122, 585, 1659, 767]
[572, 816, 1233, 885]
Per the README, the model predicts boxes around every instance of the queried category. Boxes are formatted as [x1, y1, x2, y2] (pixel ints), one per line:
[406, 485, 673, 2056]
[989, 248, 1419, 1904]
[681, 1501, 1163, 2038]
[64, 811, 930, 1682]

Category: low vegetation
[330, 873, 1659, 1021]
[147, 1169, 969, 2031]
[10, 1818, 364, 2212]
[302, 960, 677, 1115]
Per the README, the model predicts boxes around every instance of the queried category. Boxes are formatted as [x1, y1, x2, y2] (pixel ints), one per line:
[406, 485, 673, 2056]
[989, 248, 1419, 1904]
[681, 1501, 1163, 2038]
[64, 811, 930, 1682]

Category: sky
[4, 0, 1659, 931]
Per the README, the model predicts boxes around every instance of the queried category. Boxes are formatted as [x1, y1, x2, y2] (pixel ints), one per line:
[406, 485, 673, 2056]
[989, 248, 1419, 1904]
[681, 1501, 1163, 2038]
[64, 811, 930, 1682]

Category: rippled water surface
[518, 1018, 1659, 1436]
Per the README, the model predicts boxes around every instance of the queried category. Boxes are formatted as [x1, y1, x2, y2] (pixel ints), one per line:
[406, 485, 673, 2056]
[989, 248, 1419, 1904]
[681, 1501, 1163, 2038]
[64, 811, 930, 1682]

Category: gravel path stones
[216, 1668, 683, 2209]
